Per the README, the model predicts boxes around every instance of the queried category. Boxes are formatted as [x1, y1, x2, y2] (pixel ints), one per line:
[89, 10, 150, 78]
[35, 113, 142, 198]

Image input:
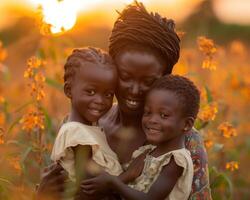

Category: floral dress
[185, 129, 212, 199]
[128, 145, 194, 200]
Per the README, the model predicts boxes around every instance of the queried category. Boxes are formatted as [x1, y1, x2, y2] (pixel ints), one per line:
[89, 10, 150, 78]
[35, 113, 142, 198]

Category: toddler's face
[70, 62, 117, 124]
[142, 89, 186, 145]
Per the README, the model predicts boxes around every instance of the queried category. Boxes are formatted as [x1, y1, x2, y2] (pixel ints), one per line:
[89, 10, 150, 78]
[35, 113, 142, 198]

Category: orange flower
[225, 161, 239, 171]
[0, 129, 4, 144]
[0, 113, 5, 126]
[20, 107, 45, 133]
[204, 139, 213, 149]
[8, 157, 22, 174]
[24, 57, 46, 102]
[218, 122, 237, 138]
[0, 41, 7, 62]
[197, 36, 217, 70]
[198, 102, 218, 121]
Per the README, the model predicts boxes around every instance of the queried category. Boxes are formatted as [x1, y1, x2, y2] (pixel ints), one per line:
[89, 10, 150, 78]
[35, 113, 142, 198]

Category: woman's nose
[129, 82, 141, 95]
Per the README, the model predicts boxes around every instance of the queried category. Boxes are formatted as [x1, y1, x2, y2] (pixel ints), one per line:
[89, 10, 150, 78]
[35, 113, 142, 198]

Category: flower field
[0, 2, 250, 199]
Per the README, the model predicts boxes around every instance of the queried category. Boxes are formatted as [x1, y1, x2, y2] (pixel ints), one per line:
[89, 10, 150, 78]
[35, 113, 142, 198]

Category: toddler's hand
[81, 172, 115, 195]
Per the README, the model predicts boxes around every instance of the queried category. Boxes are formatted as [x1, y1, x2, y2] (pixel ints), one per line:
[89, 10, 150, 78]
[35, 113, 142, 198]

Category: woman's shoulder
[98, 104, 120, 136]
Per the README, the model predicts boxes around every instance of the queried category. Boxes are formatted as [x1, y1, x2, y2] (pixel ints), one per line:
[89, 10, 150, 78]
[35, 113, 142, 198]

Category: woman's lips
[125, 99, 142, 109]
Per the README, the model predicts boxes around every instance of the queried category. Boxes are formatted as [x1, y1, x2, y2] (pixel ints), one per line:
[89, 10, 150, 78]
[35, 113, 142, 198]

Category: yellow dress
[128, 145, 193, 200]
[51, 121, 123, 181]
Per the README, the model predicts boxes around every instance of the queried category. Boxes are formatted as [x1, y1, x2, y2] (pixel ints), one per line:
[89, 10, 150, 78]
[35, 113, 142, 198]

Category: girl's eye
[86, 90, 95, 95]
[160, 113, 169, 119]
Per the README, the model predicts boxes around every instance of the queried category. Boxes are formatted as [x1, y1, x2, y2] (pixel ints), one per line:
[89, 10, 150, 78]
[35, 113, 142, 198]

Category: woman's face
[115, 50, 166, 116]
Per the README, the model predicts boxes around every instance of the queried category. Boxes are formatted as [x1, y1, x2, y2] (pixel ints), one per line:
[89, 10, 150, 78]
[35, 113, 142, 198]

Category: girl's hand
[81, 172, 115, 195]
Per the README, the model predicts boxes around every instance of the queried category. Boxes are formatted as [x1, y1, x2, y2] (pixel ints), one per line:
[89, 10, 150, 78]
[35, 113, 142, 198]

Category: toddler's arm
[82, 156, 183, 200]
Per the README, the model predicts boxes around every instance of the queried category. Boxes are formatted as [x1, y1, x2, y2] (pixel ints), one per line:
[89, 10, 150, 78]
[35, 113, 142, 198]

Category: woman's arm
[36, 163, 68, 200]
[185, 129, 212, 199]
[82, 157, 183, 200]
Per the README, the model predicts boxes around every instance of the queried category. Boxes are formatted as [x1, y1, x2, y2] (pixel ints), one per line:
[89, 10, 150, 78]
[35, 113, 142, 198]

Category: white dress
[128, 145, 194, 200]
[51, 121, 123, 181]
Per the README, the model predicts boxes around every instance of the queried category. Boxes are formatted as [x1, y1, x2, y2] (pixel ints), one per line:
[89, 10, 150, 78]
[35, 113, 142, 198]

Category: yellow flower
[197, 36, 217, 70]
[202, 59, 217, 70]
[198, 102, 218, 121]
[0, 96, 5, 103]
[197, 36, 217, 55]
[218, 122, 237, 138]
[225, 161, 239, 171]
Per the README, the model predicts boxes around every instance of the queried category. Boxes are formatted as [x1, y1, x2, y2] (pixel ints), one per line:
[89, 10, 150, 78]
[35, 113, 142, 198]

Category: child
[50, 47, 123, 198]
[82, 74, 200, 200]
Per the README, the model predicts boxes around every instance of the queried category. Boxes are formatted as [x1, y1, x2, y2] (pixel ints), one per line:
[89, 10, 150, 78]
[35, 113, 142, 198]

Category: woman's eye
[143, 110, 150, 116]
[105, 92, 114, 98]
[120, 73, 130, 81]
[160, 113, 169, 119]
[86, 90, 95, 95]
[144, 79, 155, 86]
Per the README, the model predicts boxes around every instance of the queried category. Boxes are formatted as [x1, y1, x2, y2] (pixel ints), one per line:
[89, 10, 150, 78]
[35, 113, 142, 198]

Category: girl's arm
[82, 156, 183, 200]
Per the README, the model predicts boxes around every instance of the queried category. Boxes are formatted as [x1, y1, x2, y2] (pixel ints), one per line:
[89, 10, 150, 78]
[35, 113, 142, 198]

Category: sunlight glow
[29, 0, 102, 34]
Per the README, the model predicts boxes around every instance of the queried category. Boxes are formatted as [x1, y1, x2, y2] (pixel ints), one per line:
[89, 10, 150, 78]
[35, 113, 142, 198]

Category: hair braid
[109, 1, 180, 74]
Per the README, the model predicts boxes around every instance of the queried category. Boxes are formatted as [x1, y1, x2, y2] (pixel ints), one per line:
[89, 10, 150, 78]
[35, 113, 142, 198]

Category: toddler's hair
[149, 75, 200, 118]
[64, 47, 115, 85]
[109, 1, 180, 74]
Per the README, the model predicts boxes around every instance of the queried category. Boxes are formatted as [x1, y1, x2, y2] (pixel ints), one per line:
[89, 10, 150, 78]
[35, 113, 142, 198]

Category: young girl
[82, 74, 200, 200]
[50, 47, 123, 198]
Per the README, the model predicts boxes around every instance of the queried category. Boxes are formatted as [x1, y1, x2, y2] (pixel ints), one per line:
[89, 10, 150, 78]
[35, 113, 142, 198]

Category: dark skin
[40, 62, 118, 200]
[82, 89, 195, 200]
[100, 49, 166, 164]
[37, 49, 167, 199]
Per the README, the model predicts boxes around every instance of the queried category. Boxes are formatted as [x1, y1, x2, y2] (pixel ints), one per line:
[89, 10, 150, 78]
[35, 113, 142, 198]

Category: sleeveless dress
[99, 105, 212, 199]
[51, 121, 123, 181]
[128, 145, 193, 200]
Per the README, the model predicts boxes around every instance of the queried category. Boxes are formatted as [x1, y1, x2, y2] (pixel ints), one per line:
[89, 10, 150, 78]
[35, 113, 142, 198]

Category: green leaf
[45, 77, 63, 91]
[205, 85, 213, 103]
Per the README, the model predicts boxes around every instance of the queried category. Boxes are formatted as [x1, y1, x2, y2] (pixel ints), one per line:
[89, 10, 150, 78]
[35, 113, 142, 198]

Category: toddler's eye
[86, 90, 95, 95]
[160, 113, 169, 119]
[143, 110, 150, 116]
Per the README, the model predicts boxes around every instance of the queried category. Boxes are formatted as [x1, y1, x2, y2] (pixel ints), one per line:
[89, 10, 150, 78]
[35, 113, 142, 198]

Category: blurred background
[0, 0, 249, 199]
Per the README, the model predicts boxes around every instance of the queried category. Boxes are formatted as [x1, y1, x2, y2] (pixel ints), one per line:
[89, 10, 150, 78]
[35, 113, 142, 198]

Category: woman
[37, 2, 211, 199]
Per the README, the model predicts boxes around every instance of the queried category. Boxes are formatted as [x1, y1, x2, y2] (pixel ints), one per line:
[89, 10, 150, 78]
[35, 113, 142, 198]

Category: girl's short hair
[64, 47, 115, 85]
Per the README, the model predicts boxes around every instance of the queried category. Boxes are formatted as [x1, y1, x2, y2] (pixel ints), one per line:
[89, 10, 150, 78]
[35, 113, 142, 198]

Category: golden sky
[0, 0, 249, 33]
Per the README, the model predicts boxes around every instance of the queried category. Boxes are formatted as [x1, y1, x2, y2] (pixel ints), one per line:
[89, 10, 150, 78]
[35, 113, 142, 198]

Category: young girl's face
[69, 62, 117, 124]
[142, 89, 186, 145]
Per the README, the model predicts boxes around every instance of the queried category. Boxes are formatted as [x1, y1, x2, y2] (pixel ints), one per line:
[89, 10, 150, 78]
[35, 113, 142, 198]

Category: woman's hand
[36, 163, 68, 200]
[81, 172, 116, 195]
